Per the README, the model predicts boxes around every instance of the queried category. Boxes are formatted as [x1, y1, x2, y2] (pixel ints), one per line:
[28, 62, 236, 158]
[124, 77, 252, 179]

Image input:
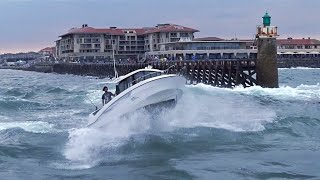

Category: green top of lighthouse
[263, 12, 271, 26]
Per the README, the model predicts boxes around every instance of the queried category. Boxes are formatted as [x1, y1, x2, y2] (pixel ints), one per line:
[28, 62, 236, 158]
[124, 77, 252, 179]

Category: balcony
[80, 44, 92, 49]
[105, 45, 113, 49]
[84, 39, 92, 43]
[119, 42, 130, 45]
[170, 38, 180, 42]
[93, 44, 101, 49]
[170, 33, 177, 37]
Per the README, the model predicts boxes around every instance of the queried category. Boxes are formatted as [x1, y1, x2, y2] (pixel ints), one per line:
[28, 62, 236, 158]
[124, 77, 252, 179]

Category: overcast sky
[0, 0, 319, 53]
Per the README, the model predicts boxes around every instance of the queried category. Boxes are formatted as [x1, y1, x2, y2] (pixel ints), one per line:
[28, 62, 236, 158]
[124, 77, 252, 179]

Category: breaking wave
[63, 83, 285, 168]
[0, 121, 57, 134]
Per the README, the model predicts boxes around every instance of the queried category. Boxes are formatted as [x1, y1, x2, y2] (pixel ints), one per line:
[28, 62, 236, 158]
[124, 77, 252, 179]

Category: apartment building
[146, 38, 257, 60]
[56, 24, 198, 61]
[277, 38, 320, 49]
[143, 23, 198, 52]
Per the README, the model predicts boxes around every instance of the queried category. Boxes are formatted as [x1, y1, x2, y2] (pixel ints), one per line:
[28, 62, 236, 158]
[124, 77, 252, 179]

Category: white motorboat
[88, 67, 186, 128]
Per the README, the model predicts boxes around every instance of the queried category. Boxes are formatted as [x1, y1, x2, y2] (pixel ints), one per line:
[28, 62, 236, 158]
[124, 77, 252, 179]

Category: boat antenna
[81, 78, 98, 110]
[164, 65, 175, 74]
[85, 94, 98, 110]
[112, 44, 119, 78]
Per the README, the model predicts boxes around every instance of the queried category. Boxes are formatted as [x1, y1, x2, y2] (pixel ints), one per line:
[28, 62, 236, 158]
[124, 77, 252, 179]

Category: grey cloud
[0, 0, 319, 53]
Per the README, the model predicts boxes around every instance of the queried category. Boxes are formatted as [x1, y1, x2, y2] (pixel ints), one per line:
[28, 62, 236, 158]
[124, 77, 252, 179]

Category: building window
[180, 33, 189, 37]
[170, 33, 177, 37]
[130, 36, 136, 41]
[84, 39, 92, 43]
[92, 38, 100, 43]
[285, 45, 294, 49]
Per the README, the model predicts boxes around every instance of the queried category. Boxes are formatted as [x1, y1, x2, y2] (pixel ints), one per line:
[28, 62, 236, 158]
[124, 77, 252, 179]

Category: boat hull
[88, 74, 186, 128]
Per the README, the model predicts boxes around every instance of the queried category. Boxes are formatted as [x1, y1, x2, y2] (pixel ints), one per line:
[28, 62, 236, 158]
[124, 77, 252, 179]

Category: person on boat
[102, 86, 115, 106]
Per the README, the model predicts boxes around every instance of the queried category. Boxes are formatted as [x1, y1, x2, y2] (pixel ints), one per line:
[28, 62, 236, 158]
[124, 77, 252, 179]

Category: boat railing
[163, 65, 175, 74]
[129, 71, 164, 86]
[129, 65, 176, 85]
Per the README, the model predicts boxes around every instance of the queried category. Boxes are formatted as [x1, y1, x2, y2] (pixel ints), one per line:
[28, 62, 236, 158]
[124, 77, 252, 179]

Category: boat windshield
[115, 70, 163, 95]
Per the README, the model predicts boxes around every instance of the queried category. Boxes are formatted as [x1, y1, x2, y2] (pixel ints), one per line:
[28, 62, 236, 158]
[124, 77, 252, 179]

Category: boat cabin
[115, 69, 164, 95]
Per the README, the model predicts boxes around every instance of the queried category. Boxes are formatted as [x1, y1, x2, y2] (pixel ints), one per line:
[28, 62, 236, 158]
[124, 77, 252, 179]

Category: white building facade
[56, 24, 198, 61]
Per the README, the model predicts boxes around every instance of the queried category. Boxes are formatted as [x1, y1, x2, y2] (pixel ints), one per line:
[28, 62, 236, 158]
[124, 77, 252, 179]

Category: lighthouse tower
[257, 12, 278, 37]
[256, 12, 279, 88]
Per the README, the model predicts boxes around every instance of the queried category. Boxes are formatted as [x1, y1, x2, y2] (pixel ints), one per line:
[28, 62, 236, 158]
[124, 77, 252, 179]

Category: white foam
[97, 79, 115, 84]
[50, 162, 94, 170]
[0, 121, 57, 133]
[0, 115, 10, 121]
[279, 67, 320, 70]
[64, 110, 152, 164]
[163, 87, 277, 132]
[190, 83, 320, 101]
[231, 84, 320, 101]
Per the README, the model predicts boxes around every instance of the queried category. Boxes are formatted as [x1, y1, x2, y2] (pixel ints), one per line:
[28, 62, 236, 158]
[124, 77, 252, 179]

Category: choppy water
[0, 68, 319, 180]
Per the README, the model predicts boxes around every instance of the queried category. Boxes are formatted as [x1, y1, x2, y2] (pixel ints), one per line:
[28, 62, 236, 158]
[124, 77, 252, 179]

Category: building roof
[159, 40, 249, 45]
[263, 12, 271, 18]
[142, 24, 199, 34]
[60, 24, 198, 37]
[60, 27, 147, 37]
[228, 38, 320, 46]
[277, 38, 320, 45]
[39, 47, 55, 52]
[194, 37, 224, 41]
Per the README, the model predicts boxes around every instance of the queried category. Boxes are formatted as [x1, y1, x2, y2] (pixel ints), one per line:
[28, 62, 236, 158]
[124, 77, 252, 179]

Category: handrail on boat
[130, 71, 163, 86]
[129, 65, 176, 87]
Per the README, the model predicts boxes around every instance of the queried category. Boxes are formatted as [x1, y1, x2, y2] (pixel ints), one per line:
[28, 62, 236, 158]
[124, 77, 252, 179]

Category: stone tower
[256, 12, 279, 88]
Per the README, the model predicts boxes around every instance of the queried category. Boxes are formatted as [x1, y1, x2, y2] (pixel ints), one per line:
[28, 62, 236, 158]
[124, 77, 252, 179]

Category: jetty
[53, 59, 257, 88]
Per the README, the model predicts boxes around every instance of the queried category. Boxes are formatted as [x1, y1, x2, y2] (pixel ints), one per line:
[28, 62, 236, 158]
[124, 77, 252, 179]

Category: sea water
[0, 68, 319, 179]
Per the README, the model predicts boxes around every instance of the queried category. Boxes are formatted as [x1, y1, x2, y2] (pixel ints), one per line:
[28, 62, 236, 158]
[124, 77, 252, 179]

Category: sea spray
[64, 83, 279, 166]
[64, 109, 152, 165]
[164, 85, 277, 132]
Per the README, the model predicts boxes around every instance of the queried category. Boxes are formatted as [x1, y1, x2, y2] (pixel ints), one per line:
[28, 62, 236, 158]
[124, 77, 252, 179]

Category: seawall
[278, 58, 320, 68]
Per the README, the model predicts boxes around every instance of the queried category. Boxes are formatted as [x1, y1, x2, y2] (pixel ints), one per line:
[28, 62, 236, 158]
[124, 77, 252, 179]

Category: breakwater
[52, 59, 257, 88]
[5, 57, 319, 87]
[278, 58, 320, 68]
